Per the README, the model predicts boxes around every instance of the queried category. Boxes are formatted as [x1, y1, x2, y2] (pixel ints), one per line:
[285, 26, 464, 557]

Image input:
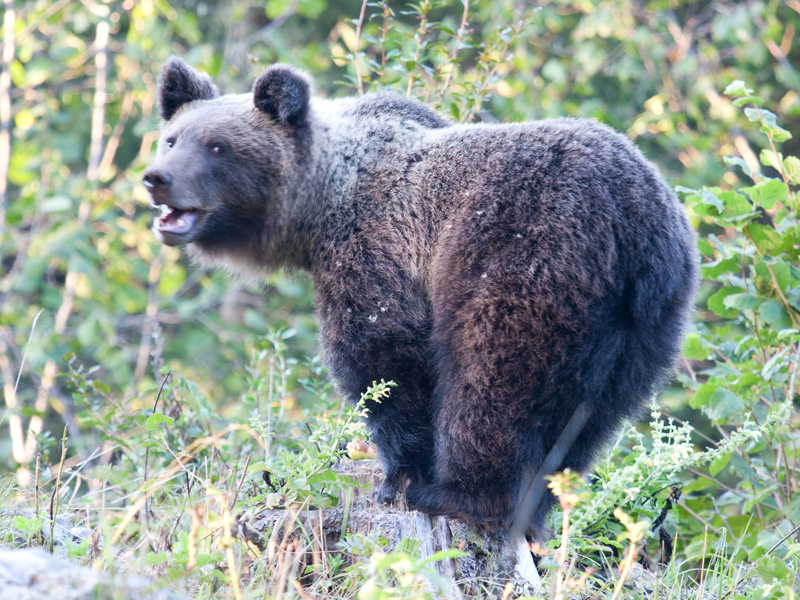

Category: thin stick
[87, 19, 110, 181]
[439, 0, 470, 103]
[6, 309, 45, 464]
[510, 402, 591, 541]
[35, 454, 42, 546]
[554, 502, 571, 600]
[49, 426, 69, 553]
[406, 1, 430, 97]
[379, 1, 390, 83]
[223, 501, 243, 600]
[353, 0, 369, 95]
[144, 368, 172, 483]
[610, 539, 639, 600]
[230, 454, 252, 510]
[96, 90, 134, 177]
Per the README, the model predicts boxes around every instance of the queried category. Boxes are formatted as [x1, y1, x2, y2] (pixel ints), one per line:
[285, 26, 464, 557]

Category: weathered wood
[241, 460, 541, 599]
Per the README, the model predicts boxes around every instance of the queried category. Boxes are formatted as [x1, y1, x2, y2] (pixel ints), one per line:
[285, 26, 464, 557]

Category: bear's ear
[157, 57, 219, 121]
[253, 65, 311, 125]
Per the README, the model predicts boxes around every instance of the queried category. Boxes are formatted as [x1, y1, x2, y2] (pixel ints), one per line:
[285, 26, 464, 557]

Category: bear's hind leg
[405, 372, 547, 529]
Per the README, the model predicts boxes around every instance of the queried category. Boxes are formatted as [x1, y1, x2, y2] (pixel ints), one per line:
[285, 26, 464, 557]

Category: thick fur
[157, 56, 219, 121]
[145, 58, 698, 538]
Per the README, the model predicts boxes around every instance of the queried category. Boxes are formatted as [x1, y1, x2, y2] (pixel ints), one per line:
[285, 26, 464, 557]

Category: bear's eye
[165, 137, 175, 149]
[210, 144, 225, 155]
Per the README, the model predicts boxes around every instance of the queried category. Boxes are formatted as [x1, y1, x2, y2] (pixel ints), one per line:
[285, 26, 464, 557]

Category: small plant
[676, 81, 799, 569]
[546, 470, 594, 600]
[246, 378, 389, 513]
[338, 0, 538, 119]
[347, 535, 466, 600]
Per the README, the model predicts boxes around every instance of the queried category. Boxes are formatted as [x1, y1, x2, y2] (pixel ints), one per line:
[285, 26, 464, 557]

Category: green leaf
[297, 0, 326, 19]
[683, 334, 709, 360]
[732, 95, 763, 107]
[762, 346, 790, 382]
[744, 107, 761, 123]
[195, 553, 223, 568]
[699, 189, 724, 214]
[722, 293, 761, 311]
[690, 381, 716, 410]
[758, 300, 793, 331]
[723, 156, 754, 178]
[784, 494, 800, 523]
[145, 413, 175, 431]
[760, 149, 783, 171]
[743, 179, 786, 209]
[145, 552, 169, 566]
[723, 80, 752, 97]
[266, 0, 290, 19]
[67, 253, 94, 276]
[718, 190, 753, 216]
[674, 185, 698, 196]
[708, 287, 745, 318]
[701, 256, 739, 279]
[706, 388, 745, 423]
[747, 224, 783, 252]
[433, 25, 457, 36]
[783, 156, 800, 185]
[697, 239, 715, 256]
[709, 452, 731, 476]
[753, 555, 791, 582]
[758, 110, 792, 142]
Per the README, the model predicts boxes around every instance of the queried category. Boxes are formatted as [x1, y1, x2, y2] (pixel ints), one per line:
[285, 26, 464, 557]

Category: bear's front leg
[315, 284, 436, 504]
[330, 334, 436, 503]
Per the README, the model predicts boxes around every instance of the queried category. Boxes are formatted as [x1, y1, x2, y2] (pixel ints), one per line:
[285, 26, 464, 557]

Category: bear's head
[143, 57, 314, 271]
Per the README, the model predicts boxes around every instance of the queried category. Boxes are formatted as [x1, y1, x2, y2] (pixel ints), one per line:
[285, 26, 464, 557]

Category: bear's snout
[143, 168, 173, 193]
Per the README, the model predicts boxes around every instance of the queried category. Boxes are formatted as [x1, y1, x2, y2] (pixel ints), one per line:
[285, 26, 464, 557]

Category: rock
[0, 548, 182, 600]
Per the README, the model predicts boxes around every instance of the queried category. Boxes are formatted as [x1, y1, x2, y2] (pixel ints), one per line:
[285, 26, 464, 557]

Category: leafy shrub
[676, 80, 799, 569]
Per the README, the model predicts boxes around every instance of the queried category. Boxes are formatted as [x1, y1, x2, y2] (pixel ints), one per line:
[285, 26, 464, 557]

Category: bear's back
[409, 117, 694, 279]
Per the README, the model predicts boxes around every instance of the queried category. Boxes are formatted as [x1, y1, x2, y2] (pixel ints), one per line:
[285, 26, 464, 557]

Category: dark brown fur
[144, 58, 698, 538]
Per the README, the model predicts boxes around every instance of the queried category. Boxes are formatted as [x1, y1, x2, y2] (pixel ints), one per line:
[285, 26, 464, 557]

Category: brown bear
[143, 57, 698, 538]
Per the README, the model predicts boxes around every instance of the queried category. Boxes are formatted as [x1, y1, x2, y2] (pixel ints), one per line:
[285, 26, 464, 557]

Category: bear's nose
[143, 169, 173, 190]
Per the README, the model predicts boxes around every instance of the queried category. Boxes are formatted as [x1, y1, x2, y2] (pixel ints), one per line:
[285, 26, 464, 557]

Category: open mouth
[154, 204, 201, 236]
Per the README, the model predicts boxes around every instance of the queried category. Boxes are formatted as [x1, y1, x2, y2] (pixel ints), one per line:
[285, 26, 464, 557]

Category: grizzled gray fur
[144, 57, 698, 538]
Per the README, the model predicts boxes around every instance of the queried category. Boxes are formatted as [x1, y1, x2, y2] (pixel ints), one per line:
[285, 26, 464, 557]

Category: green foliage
[246, 376, 387, 511]
[3, 1, 800, 598]
[323, 532, 467, 600]
[675, 88, 799, 567]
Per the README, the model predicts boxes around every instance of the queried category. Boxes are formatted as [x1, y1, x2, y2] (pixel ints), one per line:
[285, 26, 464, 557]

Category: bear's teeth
[158, 208, 198, 234]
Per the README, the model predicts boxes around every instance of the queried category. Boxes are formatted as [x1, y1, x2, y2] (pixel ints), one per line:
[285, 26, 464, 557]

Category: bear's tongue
[157, 205, 198, 234]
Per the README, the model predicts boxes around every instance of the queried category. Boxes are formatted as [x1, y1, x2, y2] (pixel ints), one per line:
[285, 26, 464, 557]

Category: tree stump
[240, 460, 541, 599]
